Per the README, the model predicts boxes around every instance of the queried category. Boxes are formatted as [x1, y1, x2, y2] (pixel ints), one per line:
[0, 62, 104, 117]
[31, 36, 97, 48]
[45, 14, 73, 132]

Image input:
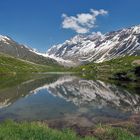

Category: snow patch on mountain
[0, 35, 10, 45]
[39, 53, 76, 67]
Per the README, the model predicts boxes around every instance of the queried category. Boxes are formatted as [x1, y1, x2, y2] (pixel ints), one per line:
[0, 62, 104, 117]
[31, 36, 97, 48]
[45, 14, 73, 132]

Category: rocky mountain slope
[0, 35, 58, 66]
[46, 25, 140, 66]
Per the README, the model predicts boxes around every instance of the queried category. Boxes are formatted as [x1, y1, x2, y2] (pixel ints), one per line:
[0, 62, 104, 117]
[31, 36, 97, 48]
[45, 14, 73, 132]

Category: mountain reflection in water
[0, 74, 140, 127]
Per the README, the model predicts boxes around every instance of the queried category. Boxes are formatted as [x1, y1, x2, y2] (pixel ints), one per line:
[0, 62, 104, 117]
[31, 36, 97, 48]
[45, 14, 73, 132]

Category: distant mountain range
[1, 25, 140, 67]
[46, 25, 140, 66]
[0, 35, 58, 66]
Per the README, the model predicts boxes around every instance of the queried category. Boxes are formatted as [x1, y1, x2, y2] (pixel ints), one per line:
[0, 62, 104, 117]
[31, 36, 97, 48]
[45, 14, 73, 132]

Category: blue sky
[0, 0, 140, 52]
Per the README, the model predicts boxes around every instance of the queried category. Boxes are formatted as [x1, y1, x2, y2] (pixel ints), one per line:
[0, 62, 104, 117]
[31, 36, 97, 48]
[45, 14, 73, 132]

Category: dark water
[0, 74, 140, 127]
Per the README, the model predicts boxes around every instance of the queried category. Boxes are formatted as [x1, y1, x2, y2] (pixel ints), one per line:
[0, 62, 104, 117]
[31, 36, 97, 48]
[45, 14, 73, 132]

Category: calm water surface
[0, 74, 140, 127]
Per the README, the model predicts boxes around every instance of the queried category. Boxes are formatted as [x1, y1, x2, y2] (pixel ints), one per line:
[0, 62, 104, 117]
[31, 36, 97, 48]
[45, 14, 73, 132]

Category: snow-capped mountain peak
[46, 25, 140, 66]
[0, 35, 11, 45]
[0, 35, 10, 40]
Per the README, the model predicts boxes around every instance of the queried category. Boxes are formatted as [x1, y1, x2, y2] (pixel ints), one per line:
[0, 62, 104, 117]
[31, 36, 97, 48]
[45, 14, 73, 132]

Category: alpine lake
[0, 73, 140, 130]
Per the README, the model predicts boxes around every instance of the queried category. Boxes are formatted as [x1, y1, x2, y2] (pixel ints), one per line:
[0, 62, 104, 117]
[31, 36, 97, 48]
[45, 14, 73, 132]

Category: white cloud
[62, 9, 108, 34]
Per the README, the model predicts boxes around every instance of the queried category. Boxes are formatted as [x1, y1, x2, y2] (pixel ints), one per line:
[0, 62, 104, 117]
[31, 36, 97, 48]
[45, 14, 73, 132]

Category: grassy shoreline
[73, 56, 140, 82]
[0, 120, 140, 140]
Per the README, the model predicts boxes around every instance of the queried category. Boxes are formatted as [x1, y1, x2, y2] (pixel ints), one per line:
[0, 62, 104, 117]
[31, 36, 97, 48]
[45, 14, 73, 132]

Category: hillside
[73, 56, 140, 81]
[0, 53, 64, 75]
[0, 35, 58, 66]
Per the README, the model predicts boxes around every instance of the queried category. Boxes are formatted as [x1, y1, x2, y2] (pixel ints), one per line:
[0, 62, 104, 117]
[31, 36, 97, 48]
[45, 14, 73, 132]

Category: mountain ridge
[0, 35, 59, 66]
[46, 25, 140, 66]
[1, 24, 140, 67]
